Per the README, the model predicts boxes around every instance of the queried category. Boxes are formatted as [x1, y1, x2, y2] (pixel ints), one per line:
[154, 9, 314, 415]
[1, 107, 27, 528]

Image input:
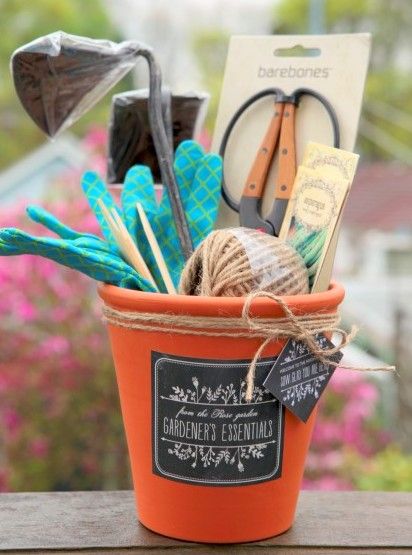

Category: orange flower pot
[99, 282, 344, 543]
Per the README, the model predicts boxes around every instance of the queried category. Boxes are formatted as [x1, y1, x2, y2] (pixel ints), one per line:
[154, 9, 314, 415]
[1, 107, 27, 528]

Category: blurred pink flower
[3, 408, 22, 435]
[17, 301, 38, 321]
[84, 126, 107, 150]
[302, 475, 352, 491]
[197, 129, 211, 150]
[29, 437, 49, 459]
[305, 367, 389, 490]
[0, 128, 130, 492]
[39, 336, 70, 356]
[311, 421, 341, 445]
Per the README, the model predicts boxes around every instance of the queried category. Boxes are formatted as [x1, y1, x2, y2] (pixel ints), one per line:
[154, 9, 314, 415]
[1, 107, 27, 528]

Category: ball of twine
[179, 227, 309, 297]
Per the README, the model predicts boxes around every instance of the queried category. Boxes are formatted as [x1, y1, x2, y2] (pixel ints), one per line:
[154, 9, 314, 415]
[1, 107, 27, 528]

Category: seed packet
[300, 142, 359, 292]
[281, 166, 350, 290]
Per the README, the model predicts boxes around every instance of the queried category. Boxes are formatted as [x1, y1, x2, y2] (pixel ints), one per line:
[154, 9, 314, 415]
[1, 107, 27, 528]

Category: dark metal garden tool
[11, 31, 193, 259]
[107, 89, 208, 184]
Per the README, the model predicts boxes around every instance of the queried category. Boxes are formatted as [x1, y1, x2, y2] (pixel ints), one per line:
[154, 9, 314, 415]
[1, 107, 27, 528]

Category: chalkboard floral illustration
[283, 336, 329, 364]
[154, 355, 283, 485]
[283, 339, 309, 362]
[167, 443, 268, 471]
[282, 373, 327, 406]
[162, 375, 272, 472]
[163, 376, 270, 405]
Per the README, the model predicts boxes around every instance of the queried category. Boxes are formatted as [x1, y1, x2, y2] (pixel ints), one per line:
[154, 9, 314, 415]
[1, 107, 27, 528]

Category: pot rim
[98, 281, 345, 318]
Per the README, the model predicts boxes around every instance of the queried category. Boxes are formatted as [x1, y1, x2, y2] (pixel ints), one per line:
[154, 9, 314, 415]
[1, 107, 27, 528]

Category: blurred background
[0, 0, 411, 492]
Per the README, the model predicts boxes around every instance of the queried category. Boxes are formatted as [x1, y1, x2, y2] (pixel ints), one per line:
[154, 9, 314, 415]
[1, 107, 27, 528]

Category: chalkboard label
[152, 352, 284, 487]
[263, 334, 343, 422]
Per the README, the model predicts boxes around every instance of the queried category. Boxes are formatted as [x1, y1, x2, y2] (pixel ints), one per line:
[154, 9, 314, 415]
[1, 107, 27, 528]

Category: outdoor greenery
[193, 0, 412, 161]
[353, 447, 412, 491]
[273, 0, 412, 161]
[0, 1, 410, 493]
[0, 133, 130, 491]
[192, 29, 229, 132]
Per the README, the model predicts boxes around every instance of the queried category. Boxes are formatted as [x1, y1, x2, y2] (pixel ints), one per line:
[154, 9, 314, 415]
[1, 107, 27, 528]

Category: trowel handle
[142, 49, 193, 260]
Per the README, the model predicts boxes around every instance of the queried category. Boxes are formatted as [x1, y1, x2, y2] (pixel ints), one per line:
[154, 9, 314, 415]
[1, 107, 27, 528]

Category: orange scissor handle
[275, 102, 296, 200]
[242, 102, 284, 199]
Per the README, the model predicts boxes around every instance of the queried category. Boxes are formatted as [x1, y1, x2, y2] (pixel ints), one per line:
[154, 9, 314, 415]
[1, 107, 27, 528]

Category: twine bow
[102, 290, 395, 402]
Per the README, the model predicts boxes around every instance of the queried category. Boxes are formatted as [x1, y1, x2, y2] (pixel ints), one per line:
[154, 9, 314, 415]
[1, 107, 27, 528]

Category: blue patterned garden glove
[81, 140, 222, 291]
[121, 140, 222, 288]
[26, 205, 103, 242]
[0, 228, 155, 291]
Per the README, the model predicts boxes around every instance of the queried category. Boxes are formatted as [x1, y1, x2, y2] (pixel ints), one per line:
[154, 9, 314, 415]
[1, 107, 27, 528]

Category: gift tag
[263, 334, 343, 422]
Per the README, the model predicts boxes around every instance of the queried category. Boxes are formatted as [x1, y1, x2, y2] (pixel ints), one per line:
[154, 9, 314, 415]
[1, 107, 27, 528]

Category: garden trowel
[10, 30, 194, 259]
[11, 32, 140, 137]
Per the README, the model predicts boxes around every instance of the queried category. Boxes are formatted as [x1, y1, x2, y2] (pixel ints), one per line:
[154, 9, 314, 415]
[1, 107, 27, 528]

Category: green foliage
[275, 0, 368, 33]
[353, 447, 412, 491]
[273, 0, 412, 160]
[362, 70, 412, 161]
[192, 29, 229, 131]
[0, 0, 131, 170]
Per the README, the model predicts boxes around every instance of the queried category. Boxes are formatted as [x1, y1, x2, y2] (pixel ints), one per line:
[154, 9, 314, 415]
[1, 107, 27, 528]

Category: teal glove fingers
[121, 165, 167, 292]
[172, 140, 205, 209]
[149, 141, 206, 286]
[184, 152, 222, 248]
[0, 229, 155, 292]
[155, 140, 205, 237]
[121, 165, 157, 237]
[81, 171, 121, 251]
[26, 205, 102, 242]
[72, 236, 118, 255]
[0, 234, 110, 258]
[0, 235, 21, 255]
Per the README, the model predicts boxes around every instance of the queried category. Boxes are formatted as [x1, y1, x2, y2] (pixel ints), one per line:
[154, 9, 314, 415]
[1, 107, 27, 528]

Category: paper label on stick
[302, 141, 359, 181]
[212, 34, 370, 228]
[280, 166, 350, 290]
[152, 351, 284, 486]
[263, 334, 343, 422]
[300, 142, 359, 292]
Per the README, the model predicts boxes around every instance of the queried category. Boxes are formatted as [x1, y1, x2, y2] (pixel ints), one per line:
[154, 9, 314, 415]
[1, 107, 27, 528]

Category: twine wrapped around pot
[179, 228, 309, 297]
[103, 290, 395, 401]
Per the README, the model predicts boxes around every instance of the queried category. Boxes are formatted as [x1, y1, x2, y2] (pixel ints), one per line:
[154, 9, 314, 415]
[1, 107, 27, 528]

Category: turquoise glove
[0, 227, 155, 291]
[82, 140, 222, 291]
[121, 140, 222, 288]
[26, 205, 102, 242]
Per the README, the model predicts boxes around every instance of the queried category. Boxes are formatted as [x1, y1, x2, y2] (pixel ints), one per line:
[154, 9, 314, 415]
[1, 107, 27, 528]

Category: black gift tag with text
[152, 351, 284, 487]
[263, 334, 343, 423]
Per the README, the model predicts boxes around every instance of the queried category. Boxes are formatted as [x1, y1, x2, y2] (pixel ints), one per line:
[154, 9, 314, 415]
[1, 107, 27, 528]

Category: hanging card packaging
[211, 34, 371, 228]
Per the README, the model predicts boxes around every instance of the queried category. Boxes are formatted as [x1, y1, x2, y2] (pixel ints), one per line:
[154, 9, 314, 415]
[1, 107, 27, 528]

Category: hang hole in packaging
[273, 45, 322, 58]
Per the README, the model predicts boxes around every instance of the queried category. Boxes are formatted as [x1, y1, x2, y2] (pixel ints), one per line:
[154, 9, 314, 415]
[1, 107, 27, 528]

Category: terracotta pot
[99, 282, 344, 543]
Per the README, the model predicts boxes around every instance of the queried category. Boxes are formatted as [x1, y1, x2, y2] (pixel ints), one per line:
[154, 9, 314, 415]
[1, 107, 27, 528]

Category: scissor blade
[267, 198, 288, 237]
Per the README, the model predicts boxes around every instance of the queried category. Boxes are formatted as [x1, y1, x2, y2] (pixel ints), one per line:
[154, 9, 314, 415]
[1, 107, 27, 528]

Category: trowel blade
[11, 31, 140, 137]
[107, 90, 209, 183]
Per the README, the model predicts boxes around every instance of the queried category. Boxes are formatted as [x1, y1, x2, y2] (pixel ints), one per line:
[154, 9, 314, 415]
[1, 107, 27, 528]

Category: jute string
[102, 291, 395, 401]
[179, 228, 309, 297]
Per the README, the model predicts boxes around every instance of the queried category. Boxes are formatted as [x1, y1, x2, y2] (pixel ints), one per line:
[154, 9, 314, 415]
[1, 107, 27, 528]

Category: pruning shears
[219, 87, 340, 236]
